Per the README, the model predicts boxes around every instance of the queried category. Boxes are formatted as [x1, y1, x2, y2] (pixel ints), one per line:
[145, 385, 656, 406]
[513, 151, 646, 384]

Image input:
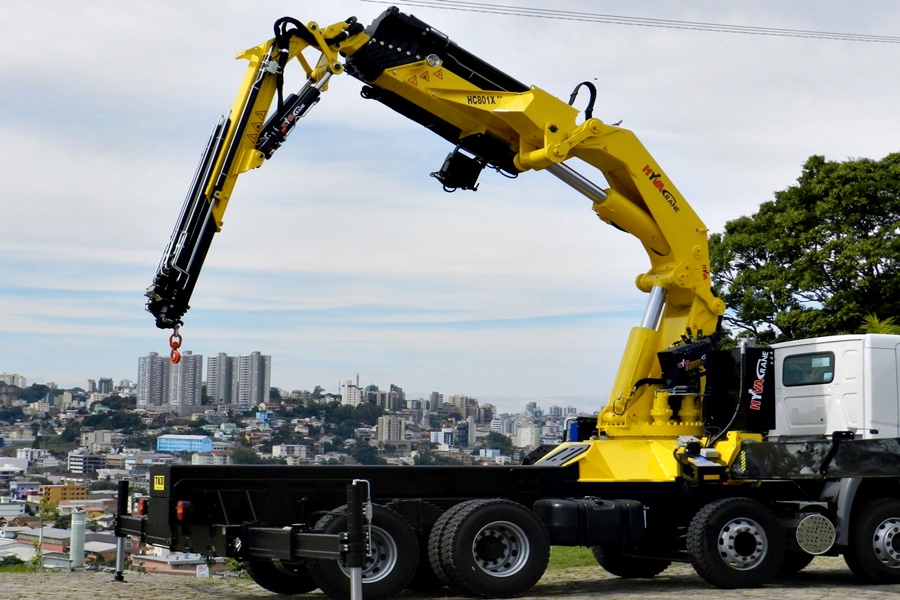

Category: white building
[272, 444, 308, 459]
[191, 452, 232, 465]
[0, 373, 26, 388]
[341, 380, 363, 407]
[15, 448, 59, 470]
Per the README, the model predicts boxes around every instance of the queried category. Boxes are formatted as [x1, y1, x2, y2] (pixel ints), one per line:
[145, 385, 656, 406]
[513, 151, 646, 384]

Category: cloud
[2, 1, 899, 413]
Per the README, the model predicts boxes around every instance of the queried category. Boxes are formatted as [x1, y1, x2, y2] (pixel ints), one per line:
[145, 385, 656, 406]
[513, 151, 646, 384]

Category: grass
[0, 565, 36, 573]
[547, 546, 596, 570]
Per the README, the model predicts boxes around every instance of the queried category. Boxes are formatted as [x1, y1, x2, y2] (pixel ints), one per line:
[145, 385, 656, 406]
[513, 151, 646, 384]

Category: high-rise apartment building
[170, 351, 203, 416]
[137, 352, 170, 411]
[137, 351, 203, 415]
[238, 351, 271, 409]
[205, 351, 271, 410]
[341, 380, 363, 407]
[97, 377, 114, 394]
[207, 353, 238, 405]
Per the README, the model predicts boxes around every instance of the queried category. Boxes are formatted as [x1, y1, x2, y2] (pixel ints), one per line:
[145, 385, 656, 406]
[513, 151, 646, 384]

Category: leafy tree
[0, 405, 24, 424]
[413, 449, 464, 465]
[350, 441, 387, 465]
[477, 432, 514, 455]
[231, 446, 263, 464]
[60, 421, 82, 443]
[710, 153, 900, 342]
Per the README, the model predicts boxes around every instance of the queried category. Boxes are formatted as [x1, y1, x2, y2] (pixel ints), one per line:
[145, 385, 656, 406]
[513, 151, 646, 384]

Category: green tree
[231, 446, 263, 464]
[350, 441, 387, 465]
[413, 449, 464, 465]
[477, 432, 514, 455]
[710, 153, 900, 343]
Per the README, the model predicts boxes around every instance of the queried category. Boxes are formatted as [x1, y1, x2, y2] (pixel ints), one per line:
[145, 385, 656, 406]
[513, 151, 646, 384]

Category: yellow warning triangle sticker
[250, 122, 262, 132]
[420, 71, 430, 82]
[246, 133, 258, 142]
[256, 111, 267, 120]
[434, 69, 444, 80]
[407, 75, 418, 86]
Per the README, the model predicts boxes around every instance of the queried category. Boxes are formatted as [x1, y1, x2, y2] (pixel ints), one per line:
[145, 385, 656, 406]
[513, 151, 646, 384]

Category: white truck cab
[768, 334, 900, 440]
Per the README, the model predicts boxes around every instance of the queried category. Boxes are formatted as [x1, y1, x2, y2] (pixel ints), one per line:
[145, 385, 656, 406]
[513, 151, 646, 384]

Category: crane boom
[146, 6, 725, 438]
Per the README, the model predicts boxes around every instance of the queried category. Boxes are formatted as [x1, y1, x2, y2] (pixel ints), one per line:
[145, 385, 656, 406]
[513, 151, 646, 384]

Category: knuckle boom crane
[127, 6, 900, 599]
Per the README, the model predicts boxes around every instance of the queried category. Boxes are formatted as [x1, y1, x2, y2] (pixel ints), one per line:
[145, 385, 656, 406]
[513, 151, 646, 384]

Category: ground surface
[3, 557, 899, 599]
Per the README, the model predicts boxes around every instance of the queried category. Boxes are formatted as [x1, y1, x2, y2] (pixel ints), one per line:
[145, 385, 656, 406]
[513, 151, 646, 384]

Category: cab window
[782, 352, 835, 386]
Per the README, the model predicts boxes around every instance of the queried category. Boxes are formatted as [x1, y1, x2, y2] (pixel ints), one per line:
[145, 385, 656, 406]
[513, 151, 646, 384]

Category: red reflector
[176, 500, 191, 521]
[136, 498, 148, 516]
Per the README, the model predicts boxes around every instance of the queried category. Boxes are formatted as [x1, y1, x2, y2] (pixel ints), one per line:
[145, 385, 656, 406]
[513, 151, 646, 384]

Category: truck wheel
[426, 503, 465, 589]
[845, 498, 900, 583]
[590, 545, 671, 578]
[243, 559, 317, 595]
[306, 504, 419, 600]
[439, 498, 550, 598]
[687, 497, 785, 588]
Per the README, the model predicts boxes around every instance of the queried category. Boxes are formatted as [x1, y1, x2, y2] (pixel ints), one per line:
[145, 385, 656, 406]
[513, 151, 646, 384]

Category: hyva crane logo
[748, 351, 770, 411]
[642, 164, 681, 213]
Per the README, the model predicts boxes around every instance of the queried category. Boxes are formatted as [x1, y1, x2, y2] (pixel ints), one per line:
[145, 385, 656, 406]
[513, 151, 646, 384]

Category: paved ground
[2, 557, 899, 599]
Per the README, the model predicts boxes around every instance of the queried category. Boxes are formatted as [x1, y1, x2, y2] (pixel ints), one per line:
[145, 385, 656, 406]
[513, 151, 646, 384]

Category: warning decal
[407, 75, 418, 86]
[434, 69, 444, 80]
[420, 71, 430, 82]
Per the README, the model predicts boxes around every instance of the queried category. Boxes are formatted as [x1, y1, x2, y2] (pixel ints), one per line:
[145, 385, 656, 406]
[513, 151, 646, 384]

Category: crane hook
[169, 328, 183, 364]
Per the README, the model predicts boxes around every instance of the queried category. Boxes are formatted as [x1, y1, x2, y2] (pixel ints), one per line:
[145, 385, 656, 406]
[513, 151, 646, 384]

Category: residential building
[16, 448, 60, 470]
[41, 481, 88, 504]
[169, 351, 203, 416]
[341, 380, 363, 407]
[97, 378, 114, 394]
[9, 479, 40, 500]
[238, 351, 271, 409]
[67, 450, 107, 475]
[272, 444, 308, 459]
[191, 451, 232, 465]
[377, 415, 404, 443]
[429, 392, 443, 412]
[207, 353, 238, 405]
[80, 430, 117, 452]
[0, 373, 26, 388]
[137, 352, 170, 412]
[137, 351, 203, 415]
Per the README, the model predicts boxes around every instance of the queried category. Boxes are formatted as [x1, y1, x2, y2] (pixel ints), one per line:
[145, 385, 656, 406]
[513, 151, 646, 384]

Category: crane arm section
[146, 6, 725, 437]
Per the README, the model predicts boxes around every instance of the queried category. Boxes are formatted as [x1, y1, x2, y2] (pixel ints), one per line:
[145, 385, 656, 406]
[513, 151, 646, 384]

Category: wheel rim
[872, 516, 900, 568]
[470, 520, 530, 577]
[716, 517, 768, 571]
[339, 525, 398, 583]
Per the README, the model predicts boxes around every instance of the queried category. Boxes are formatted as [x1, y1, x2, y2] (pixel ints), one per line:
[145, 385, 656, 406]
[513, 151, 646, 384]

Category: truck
[118, 6, 900, 599]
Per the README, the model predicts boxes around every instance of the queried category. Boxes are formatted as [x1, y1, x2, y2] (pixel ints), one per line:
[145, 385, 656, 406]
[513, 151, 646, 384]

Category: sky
[2, 1, 899, 414]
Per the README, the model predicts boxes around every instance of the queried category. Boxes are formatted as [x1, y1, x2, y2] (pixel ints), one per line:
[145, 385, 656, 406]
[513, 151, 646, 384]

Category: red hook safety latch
[169, 329, 183, 364]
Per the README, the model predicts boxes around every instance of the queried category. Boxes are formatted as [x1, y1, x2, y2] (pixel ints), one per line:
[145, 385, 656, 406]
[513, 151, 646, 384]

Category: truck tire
[687, 497, 785, 588]
[243, 559, 317, 595]
[306, 504, 419, 600]
[426, 503, 465, 590]
[439, 498, 550, 598]
[590, 545, 671, 578]
[844, 497, 900, 583]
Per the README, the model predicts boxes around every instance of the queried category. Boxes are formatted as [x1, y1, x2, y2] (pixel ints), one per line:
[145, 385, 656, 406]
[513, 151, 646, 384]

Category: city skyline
[4, 2, 899, 415]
